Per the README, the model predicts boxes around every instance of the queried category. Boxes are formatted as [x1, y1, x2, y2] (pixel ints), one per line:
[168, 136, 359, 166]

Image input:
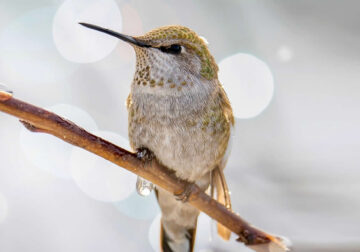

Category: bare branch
[0, 92, 289, 251]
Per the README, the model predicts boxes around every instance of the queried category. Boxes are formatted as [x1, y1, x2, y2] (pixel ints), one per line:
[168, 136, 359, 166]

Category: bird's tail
[160, 218, 197, 252]
[156, 188, 199, 252]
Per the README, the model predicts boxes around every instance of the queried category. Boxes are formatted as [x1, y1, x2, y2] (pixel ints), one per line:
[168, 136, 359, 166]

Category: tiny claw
[174, 183, 199, 203]
[136, 147, 155, 161]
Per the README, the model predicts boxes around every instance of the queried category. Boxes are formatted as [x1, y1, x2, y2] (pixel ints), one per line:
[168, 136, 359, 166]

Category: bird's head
[80, 23, 218, 92]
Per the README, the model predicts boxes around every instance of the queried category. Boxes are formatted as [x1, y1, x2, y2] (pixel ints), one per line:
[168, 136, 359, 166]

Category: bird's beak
[79, 22, 150, 48]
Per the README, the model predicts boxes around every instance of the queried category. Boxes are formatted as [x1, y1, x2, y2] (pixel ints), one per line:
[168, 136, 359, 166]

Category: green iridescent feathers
[137, 25, 218, 80]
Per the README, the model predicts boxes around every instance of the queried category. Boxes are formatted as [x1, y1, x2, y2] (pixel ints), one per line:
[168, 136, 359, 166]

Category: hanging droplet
[136, 176, 154, 197]
[0, 83, 13, 101]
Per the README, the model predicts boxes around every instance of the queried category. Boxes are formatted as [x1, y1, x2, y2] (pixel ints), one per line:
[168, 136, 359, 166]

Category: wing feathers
[213, 166, 232, 240]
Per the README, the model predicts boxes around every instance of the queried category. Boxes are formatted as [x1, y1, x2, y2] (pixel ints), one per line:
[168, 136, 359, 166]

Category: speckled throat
[131, 47, 212, 96]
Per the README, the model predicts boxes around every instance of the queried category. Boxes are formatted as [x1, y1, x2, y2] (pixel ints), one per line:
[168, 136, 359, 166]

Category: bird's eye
[160, 44, 182, 54]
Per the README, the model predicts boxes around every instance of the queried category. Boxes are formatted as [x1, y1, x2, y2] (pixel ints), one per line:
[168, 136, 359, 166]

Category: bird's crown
[136, 25, 218, 80]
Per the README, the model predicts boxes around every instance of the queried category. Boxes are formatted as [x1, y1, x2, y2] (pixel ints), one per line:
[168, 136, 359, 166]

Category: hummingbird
[80, 22, 234, 252]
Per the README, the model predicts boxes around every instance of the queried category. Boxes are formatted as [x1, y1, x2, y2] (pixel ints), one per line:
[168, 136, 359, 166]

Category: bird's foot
[174, 183, 199, 203]
[136, 147, 154, 161]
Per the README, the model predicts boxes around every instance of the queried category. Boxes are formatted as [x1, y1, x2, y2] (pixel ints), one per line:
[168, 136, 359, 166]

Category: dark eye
[160, 44, 182, 54]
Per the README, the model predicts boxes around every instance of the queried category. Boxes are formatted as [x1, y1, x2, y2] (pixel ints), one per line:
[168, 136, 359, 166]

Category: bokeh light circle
[219, 53, 274, 119]
[70, 130, 136, 202]
[113, 191, 159, 220]
[0, 192, 8, 224]
[277, 45, 293, 62]
[0, 7, 78, 85]
[53, 0, 122, 63]
[20, 104, 97, 179]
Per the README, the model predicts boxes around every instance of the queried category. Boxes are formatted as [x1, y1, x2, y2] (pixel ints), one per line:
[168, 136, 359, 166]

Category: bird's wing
[213, 165, 232, 240]
[212, 90, 234, 240]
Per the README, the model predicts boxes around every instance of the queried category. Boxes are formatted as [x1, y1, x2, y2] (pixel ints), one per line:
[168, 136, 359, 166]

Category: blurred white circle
[70, 130, 136, 202]
[53, 0, 122, 63]
[277, 45, 293, 62]
[149, 213, 161, 252]
[20, 104, 97, 179]
[0, 192, 8, 224]
[113, 191, 160, 220]
[0, 7, 79, 84]
[219, 53, 274, 119]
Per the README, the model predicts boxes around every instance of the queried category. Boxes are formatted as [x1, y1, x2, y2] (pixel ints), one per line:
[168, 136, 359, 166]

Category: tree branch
[0, 91, 289, 251]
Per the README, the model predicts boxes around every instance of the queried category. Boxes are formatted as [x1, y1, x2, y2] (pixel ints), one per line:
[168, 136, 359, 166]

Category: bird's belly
[129, 118, 227, 182]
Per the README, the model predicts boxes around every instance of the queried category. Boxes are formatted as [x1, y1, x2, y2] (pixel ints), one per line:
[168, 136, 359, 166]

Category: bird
[80, 22, 234, 252]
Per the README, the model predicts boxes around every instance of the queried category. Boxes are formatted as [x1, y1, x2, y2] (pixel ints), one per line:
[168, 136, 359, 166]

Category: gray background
[0, 0, 359, 251]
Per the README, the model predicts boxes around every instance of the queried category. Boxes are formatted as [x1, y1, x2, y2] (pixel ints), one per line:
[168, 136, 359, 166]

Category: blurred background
[0, 0, 359, 251]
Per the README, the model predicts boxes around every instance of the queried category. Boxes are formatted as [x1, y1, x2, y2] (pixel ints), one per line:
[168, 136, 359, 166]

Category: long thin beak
[79, 22, 150, 48]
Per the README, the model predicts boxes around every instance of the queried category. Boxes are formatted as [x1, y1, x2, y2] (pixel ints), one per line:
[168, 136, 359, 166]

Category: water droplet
[136, 176, 154, 197]
[0, 83, 13, 101]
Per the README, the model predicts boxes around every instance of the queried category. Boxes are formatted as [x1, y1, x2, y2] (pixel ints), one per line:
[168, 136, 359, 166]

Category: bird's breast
[127, 92, 231, 182]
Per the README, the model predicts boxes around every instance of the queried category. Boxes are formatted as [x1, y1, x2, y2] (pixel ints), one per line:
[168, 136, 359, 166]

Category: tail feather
[160, 219, 197, 252]
[156, 188, 198, 252]
[213, 166, 232, 240]
[185, 227, 197, 251]
[160, 223, 173, 252]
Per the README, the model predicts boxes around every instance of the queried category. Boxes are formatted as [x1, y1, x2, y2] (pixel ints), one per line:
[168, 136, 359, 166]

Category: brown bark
[0, 92, 288, 251]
